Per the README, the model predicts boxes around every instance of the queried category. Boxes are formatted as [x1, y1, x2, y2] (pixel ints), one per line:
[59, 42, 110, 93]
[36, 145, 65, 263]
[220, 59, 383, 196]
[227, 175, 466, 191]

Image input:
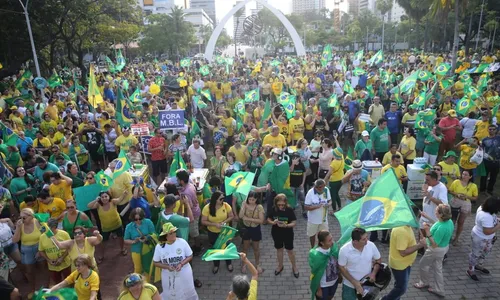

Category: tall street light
[19, 0, 41, 77]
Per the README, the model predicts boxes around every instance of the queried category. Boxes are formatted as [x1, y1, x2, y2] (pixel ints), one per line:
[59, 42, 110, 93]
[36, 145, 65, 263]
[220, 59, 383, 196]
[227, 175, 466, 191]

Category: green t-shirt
[370, 127, 390, 153]
[354, 139, 373, 159]
[424, 134, 442, 155]
[428, 220, 454, 248]
[25, 127, 39, 140]
[156, 212, 190, 241]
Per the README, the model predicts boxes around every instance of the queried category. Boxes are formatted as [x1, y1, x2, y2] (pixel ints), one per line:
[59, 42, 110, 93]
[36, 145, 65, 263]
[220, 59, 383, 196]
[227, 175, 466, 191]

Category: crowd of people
[0, 48, 498, 300]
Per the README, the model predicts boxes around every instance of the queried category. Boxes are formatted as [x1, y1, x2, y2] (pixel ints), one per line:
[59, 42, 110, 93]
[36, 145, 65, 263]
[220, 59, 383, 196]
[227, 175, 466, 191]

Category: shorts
[2, 243, 18, 256]
[307, 222, 329, 237]
[241, 225, 262, 242]
[152, 159, 168, 177]
[49, 267, 71, 284]
[189, 218, 200, 238]
[271, 228, 294, 250]
[101, 226, 124, 241]
[450, 198, 472, 220]
[21, 244, 44, 265]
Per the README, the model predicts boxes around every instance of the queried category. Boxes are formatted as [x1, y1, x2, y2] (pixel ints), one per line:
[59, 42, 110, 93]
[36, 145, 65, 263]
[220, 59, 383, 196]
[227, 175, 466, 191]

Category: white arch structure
[204, 0, 306, 62]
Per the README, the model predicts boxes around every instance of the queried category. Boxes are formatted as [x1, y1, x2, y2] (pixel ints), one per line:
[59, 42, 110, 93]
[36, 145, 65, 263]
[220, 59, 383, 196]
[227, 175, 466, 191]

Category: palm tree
[396, 0, 429, 48]
[168, 6, 188, 59]
[377, 0, 393, 51]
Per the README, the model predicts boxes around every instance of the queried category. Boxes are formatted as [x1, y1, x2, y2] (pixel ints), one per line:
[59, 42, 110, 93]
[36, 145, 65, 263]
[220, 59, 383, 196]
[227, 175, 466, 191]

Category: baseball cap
[362, 130, 369, 137]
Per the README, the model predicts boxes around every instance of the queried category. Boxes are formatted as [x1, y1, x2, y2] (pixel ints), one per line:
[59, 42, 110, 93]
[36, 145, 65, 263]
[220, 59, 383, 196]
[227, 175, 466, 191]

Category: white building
[233, 1, 247, 42]
[292, 0, 326, 15]
[139, 0, 188, 15]
[190, 0, 216, 25]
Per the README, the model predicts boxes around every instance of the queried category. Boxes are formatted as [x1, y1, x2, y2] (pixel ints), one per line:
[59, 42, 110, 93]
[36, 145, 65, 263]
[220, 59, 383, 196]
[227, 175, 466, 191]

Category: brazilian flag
[47, 70, 63, 88]
[200, 89, 212, 102]
[278, 92, 296, 119]
[199, 65, 210, 76]
[113, 150, 131, 179]
[224, 172, 255, 200]
[320, 44, 333, 67]
[15, 70, 32, 89]
[344, 148, 353, 171]
[344, 80, 354, 94]
[434, 63, 450, 76]
[193, 95, 207, 109]
[415, 109, 436, 131]
[328, 93, 339, 109]
[244, 88, 259, 103]
[180, 58, 192, 68]
[95, 171, 114, 190]
[115, 49, 126, 72]
[370, 50, 383, 67]
[34, 287, 77, 300]
[456, 96, 473, 116]
[202, 242, 240, 261]
[169, 150, 186, 177]
[129, 88, 142, 103]
[116, 88, 134, 126]
[399, 72, 418, 94]
[417, 70, 431, 81]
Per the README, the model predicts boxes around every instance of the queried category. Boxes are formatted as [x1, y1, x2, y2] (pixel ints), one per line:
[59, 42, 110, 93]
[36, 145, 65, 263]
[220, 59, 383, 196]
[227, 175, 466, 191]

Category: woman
[399, 127, 416, 166]
[12, 208, 45, 298]
[69, 136, 89, 172]
[124, 208, 156, 277]
[309, 230, 339, 300]
[423, 127, 443, 165]
[0, 204, 22, 269]
[222, 152, 242, 174]
[205, 117, 228, 148]
[47, 225, 101, 274]
[40, 113, 57, 136]
[325, 148, 344, 213]
[455, 137, 480, 174]
[9, 166, 36, 207]
[84, 171, 97, 185]
[246, 129, 262, 154]
[438, 151, 460, 189]
[153, 223, 198, 300]
[296, 138, 312, 175]
[87, 191, 127, 262]
[48, 254, 100, 300]
[354, 131, 373, 161]
[129, 185, 153, 219]
[38, 218, 72, 285]
[238, 191, 265, 274]
[210, 146, 227, 178]
[466, 196, 500, 281]
[62, 200, 94, 238]
[201, 191, 234, 274]
[449, 170, 478, 246]
[127, 145, 143, 164]
[266, 194, 299, 278]
[414, 204, 454, 297]
[118, 273, 161, 300]
[65, 162, 86, 188]
[246, 148, 264, 185]
[317, 138, 335, 179]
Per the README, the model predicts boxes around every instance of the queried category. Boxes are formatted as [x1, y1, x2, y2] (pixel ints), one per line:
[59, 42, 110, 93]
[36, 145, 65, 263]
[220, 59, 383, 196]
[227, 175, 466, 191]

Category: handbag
[470, 146, 483, 165]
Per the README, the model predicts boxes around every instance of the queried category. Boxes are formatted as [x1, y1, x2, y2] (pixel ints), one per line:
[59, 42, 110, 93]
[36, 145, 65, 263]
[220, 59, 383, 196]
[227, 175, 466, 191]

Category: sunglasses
[74, 231, 84, 236]
[135, 217, 143, 221]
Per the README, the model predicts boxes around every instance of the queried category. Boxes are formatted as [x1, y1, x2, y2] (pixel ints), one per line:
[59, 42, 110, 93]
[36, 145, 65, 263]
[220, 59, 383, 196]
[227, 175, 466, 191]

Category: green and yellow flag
[244, 88, 259, 103]
[399, 72, 418, 94]
[95, 171, 114, 190]
[278, 93, 296, 119]
[199, 65, 210, 76]
[202, 242, 240, 261]
[180, 58, 192, 68]
[344, 80, 354, 94]
[15, 70, 32, 89]
[193, 95, 207, 109]
[344, 147, 353, 171]
[234, 100, 246, 116]
[105, 56, 116, 73]
[309, 246, 335, 300]
[169, 150, 186, 177]
[370, 50, 383, 67]
[116, 88, 133, 126]
[113, 150, 131, 179]
[434, 63, 450, 76]
[270, 59, 281, 67]
[224, 172, 255, 198]
[200, 89, 212, 102]
[414, 91, 427, 107]
[34, 287, 77, 300]
[456, 96, 473, 116]
[213, 226, 239, 249]
[88, 65, 103, 108]
[417, 69, 431, 81]
[328, 93, 339, 109]
[47, 70, 63, 88]
[115, 49, 126, 72]
[129, 88, 142, 103]
[352, 67, 366, 76]
[415, 109, 436, 131]
[260, 98, 271, 128]
[320, 44, 333, 67]
[354, 49, 364, 61]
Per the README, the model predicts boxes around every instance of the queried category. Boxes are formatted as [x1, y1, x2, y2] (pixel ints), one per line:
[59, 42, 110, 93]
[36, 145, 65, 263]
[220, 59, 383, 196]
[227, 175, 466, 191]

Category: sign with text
[140, 135, 152, 154]
[159, 109, 185, 129]
[131, 124, 150, 136]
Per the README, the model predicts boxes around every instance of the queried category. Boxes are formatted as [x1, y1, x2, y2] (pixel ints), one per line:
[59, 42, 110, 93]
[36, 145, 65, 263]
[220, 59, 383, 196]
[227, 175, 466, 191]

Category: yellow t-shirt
[277, 123, 289, 141]
[49, 181, 73, 200]
[438, 162, 460, 188]
[248, 280, 257, 300]
[222, 82, 232, 94]
[400, 136, 416, 160]
[228, 145, 249, 164]
[381, 164, 407, 184]
[262, 134, 287, 149]
[40, 120, 58, 136]
[66, 270, 100, 300]
[45, 105, 59, 121]
[449, 180, 478, 201]
[111, 172, 133, 205]
[98, 203, 123, 232]
[382, 151, 403, 165]
[38, 230, 72, 271]
[20, 201, 39, 213]
[401, 113, 417, 125]
[329, 158, 345, 182]
[33, 137, 52, 149]
[202, 202, 232, 233]
[222, 117, 235, 136]
[115, 135, 139, 152]
[118, 283, 158, 300]
[389, 226, 417, 270]
[38, 197, 66, 219]
[288, 118, 305, 141]
[474, 120, 490, 141]
[459, 144, 478, 170]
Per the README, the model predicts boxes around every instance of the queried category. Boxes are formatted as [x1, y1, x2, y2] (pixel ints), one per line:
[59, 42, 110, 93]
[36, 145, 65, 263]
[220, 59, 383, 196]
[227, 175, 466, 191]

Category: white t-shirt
[460, 118, 479, 139]
[186, 145, 207, 168]
[338, 241, 381, 288]
[316, 247, 339, 288]
[420, 182, 448, 224]
[0, 222, 13, 248]
[472, 206, 498, 240]
[305, 187, 331, 225]
[409, 55, 416, 64]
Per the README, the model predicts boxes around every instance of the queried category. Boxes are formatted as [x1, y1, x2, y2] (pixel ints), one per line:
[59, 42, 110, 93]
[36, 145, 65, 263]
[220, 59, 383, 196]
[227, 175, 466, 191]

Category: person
[115, 127, 139, 153]
[9, 166, 36, 207]
[309, 230, 340, 300]
[33, 156, 60, 183]
[201, 191, 234, 273]
[118, 273, 161, 300]
[226, 253, 259, 300]
[209, 146, 227, 178]
[61, 200, 94, 238]
[228, 136, 249, 165]
[50, 226, 102, 272]
[399, 127, 416, 166]
[466, 196, 500, 281]
[414, 204, 454, 297]
[0, 204, 21, 270]
[353, 130, 372, 161]
[262, 125, 287, 150]
[87, 191, 127, 261]
[124, 208, 156, 278]
[288, 152, 306, 218]
[187, 138, 207, 168]
[48, 171, 73, 200]
[304, 179, 331, 248]
[368, 96, 385, 127]
[317, 138, 335, 179]
[459, 111, 479, 139]
[246, 148, 264, 184]
[438, 151, 460, 188]
[0, 277, 21, 299]
[385, 102, 402, 144]
[126, 146, 143, 164]
[449, 170, 478, 246]
[238, 191, 265, 274]
[381, 225, 426, 300]
[48, 254, 100, 300]
[381, 154, 408, 184]
[480, 125, 500, 194]
[176, 170, 202, 254]
[266, 194, 299, 278]
[153, 223, 198, 300]
[381, 144, 403, 166]
[38, 218, 72, 285]
[129, 185, 153, 219]
[438, 109, 461, 156]
[370, 118, 391, 161]
[423, 126, 443, 165]
[420, 171, 448, 238]
[342, 160, 371, 204]
[37, 191, 66, 224]
[455, 136, 480, 174]
[338, 227, 381, 300]
[223, 152, 242, 173]
[65, 163, 86, 188]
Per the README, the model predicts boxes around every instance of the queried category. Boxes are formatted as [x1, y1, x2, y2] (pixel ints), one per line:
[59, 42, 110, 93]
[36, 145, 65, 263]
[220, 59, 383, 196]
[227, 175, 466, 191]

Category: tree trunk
[451, 0, 460, 75]
[465, 12, 473, 56]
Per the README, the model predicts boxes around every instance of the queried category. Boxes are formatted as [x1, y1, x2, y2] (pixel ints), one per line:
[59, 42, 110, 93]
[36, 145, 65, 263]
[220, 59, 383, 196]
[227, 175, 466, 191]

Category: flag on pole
[414, 109, 436, 131]
[344, 80, 354, 94]
[115, 49, 126, 71]
[320, 44, 333, 67]
[193, 95, 208, 109]
[47, 70, 63, 88]
[234, 100, 246, 116]
[278, 93, 296, 119]
[105, 56, 116, 73]
[169, 150, 187, 177]
[260, 98, 271, 128]
[399, 72, 418, 94]
[328, 94, 339, 109]
[188, 117, 201, 141]
[202, 243, 240, 261]
[15, 70, 32, 89]
[115, 88, 133, 126]
[113, 150, 131, 179]
[224, 172, 255, 199]
[434, 63, 450, 76]
[199, 65, 210, 76]
[180, 58, 192, 68]
[95, 171, 114, 190]
[344, 148, 353, 171]
[88, 65, 103, 108]
[200, 89, 212, 102]
[370, 50, 383, 67]
[417, 70, 431, 81]
[352, 68, 366, 76]
[244, 88, 259, 103]
[456, 96, 473, 116]
[354, 49, 364, 61]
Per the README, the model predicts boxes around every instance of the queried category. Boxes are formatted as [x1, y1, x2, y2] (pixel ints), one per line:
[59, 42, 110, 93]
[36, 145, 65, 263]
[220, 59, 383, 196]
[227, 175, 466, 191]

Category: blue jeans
[291, 186, 304, 210]
[381, 266, 411, 300]
[316, 281, 339, 300]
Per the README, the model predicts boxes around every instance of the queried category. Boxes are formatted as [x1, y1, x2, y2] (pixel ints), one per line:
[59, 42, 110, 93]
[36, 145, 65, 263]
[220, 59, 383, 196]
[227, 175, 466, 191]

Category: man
[79, 122, 104, 170]
[264, 148, 293, 214]
[354, 130, 373, 161]
[187, 138, 207, 168]
[48, 172, 73, 200]
[420, 171, 448, 239]
[342, 160, 371, 205]
[384, 102, 402, 144]
[34, 156, 60, 183]
[480, 125, 500, 194]
[370, 118, 391, 161]
[262, 125, 287, 150]
[382, 144, 403, 166]
[304, 179, 331, 248]
[37, 191, 67, 223]
[80, 105, 95, 122]
[381, 225, 426, 300]
[176, 170, 202, 255]
[368, 96, 385, 127]
[474, 111, 491, 142]
[193, 75, 204, 91]
[107, 160, 133, 225]
[148, 128, 168, 185]
[38, 218, 72, 285]
[289, 110, 305, 145]
[289, 153, 306, 218]
[114, 127, 139, 153]
[226, 253, 259, 300]
[381, 154, 408, 184]
[103, 124, 118, 162]
[228, 137, 249, 164]
[438, 109, 461, 155]
[339, 228, 381, 300]
[401, 104, 417, 128]
[103, 82, 115, 103]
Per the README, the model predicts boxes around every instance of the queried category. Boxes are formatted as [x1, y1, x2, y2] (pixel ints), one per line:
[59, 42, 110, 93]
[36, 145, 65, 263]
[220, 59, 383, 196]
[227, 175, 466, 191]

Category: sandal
[96, 257, 104, 264]
[227, 264, 234, 272]
[428, 288, 445, 298]
[194, 279, 203, 288]
[257, 265, 264, 274]
[452, 239, 459, 246]
[121, 249, 128, 256]
[413, 282, 429, 289]
[212, 266, 219, 274]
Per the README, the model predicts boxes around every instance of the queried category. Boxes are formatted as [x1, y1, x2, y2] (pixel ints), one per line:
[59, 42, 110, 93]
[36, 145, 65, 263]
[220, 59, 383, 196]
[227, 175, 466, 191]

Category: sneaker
[302, 212, 308, 219]
[476, 266, 490, 274]
[466, 270, 479, 281]
[442, 254, 448, 263]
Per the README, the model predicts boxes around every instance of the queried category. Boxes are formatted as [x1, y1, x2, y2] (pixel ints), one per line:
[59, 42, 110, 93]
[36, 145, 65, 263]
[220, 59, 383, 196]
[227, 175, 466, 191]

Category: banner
[74, 184, 102, 211]
[159, 110, 185, 129]
[140, 135, 152, 154]
[131, 124, 150, 136]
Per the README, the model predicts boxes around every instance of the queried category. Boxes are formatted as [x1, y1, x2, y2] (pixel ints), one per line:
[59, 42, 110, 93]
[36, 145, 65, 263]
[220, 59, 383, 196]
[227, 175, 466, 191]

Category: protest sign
[159, 110, 185, 129]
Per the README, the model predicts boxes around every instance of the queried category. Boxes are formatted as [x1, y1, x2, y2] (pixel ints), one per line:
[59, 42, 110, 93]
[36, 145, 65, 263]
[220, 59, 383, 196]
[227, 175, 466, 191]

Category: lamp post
[491, 17, 499, 53]
[19, 0, 41, 77]
[475, 0, 485, 50]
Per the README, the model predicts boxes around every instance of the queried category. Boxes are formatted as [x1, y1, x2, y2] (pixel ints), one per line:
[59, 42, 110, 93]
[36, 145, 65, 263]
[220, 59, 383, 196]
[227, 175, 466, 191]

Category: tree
[257, 8, 303, 54]
[396, 0, 430, 48]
